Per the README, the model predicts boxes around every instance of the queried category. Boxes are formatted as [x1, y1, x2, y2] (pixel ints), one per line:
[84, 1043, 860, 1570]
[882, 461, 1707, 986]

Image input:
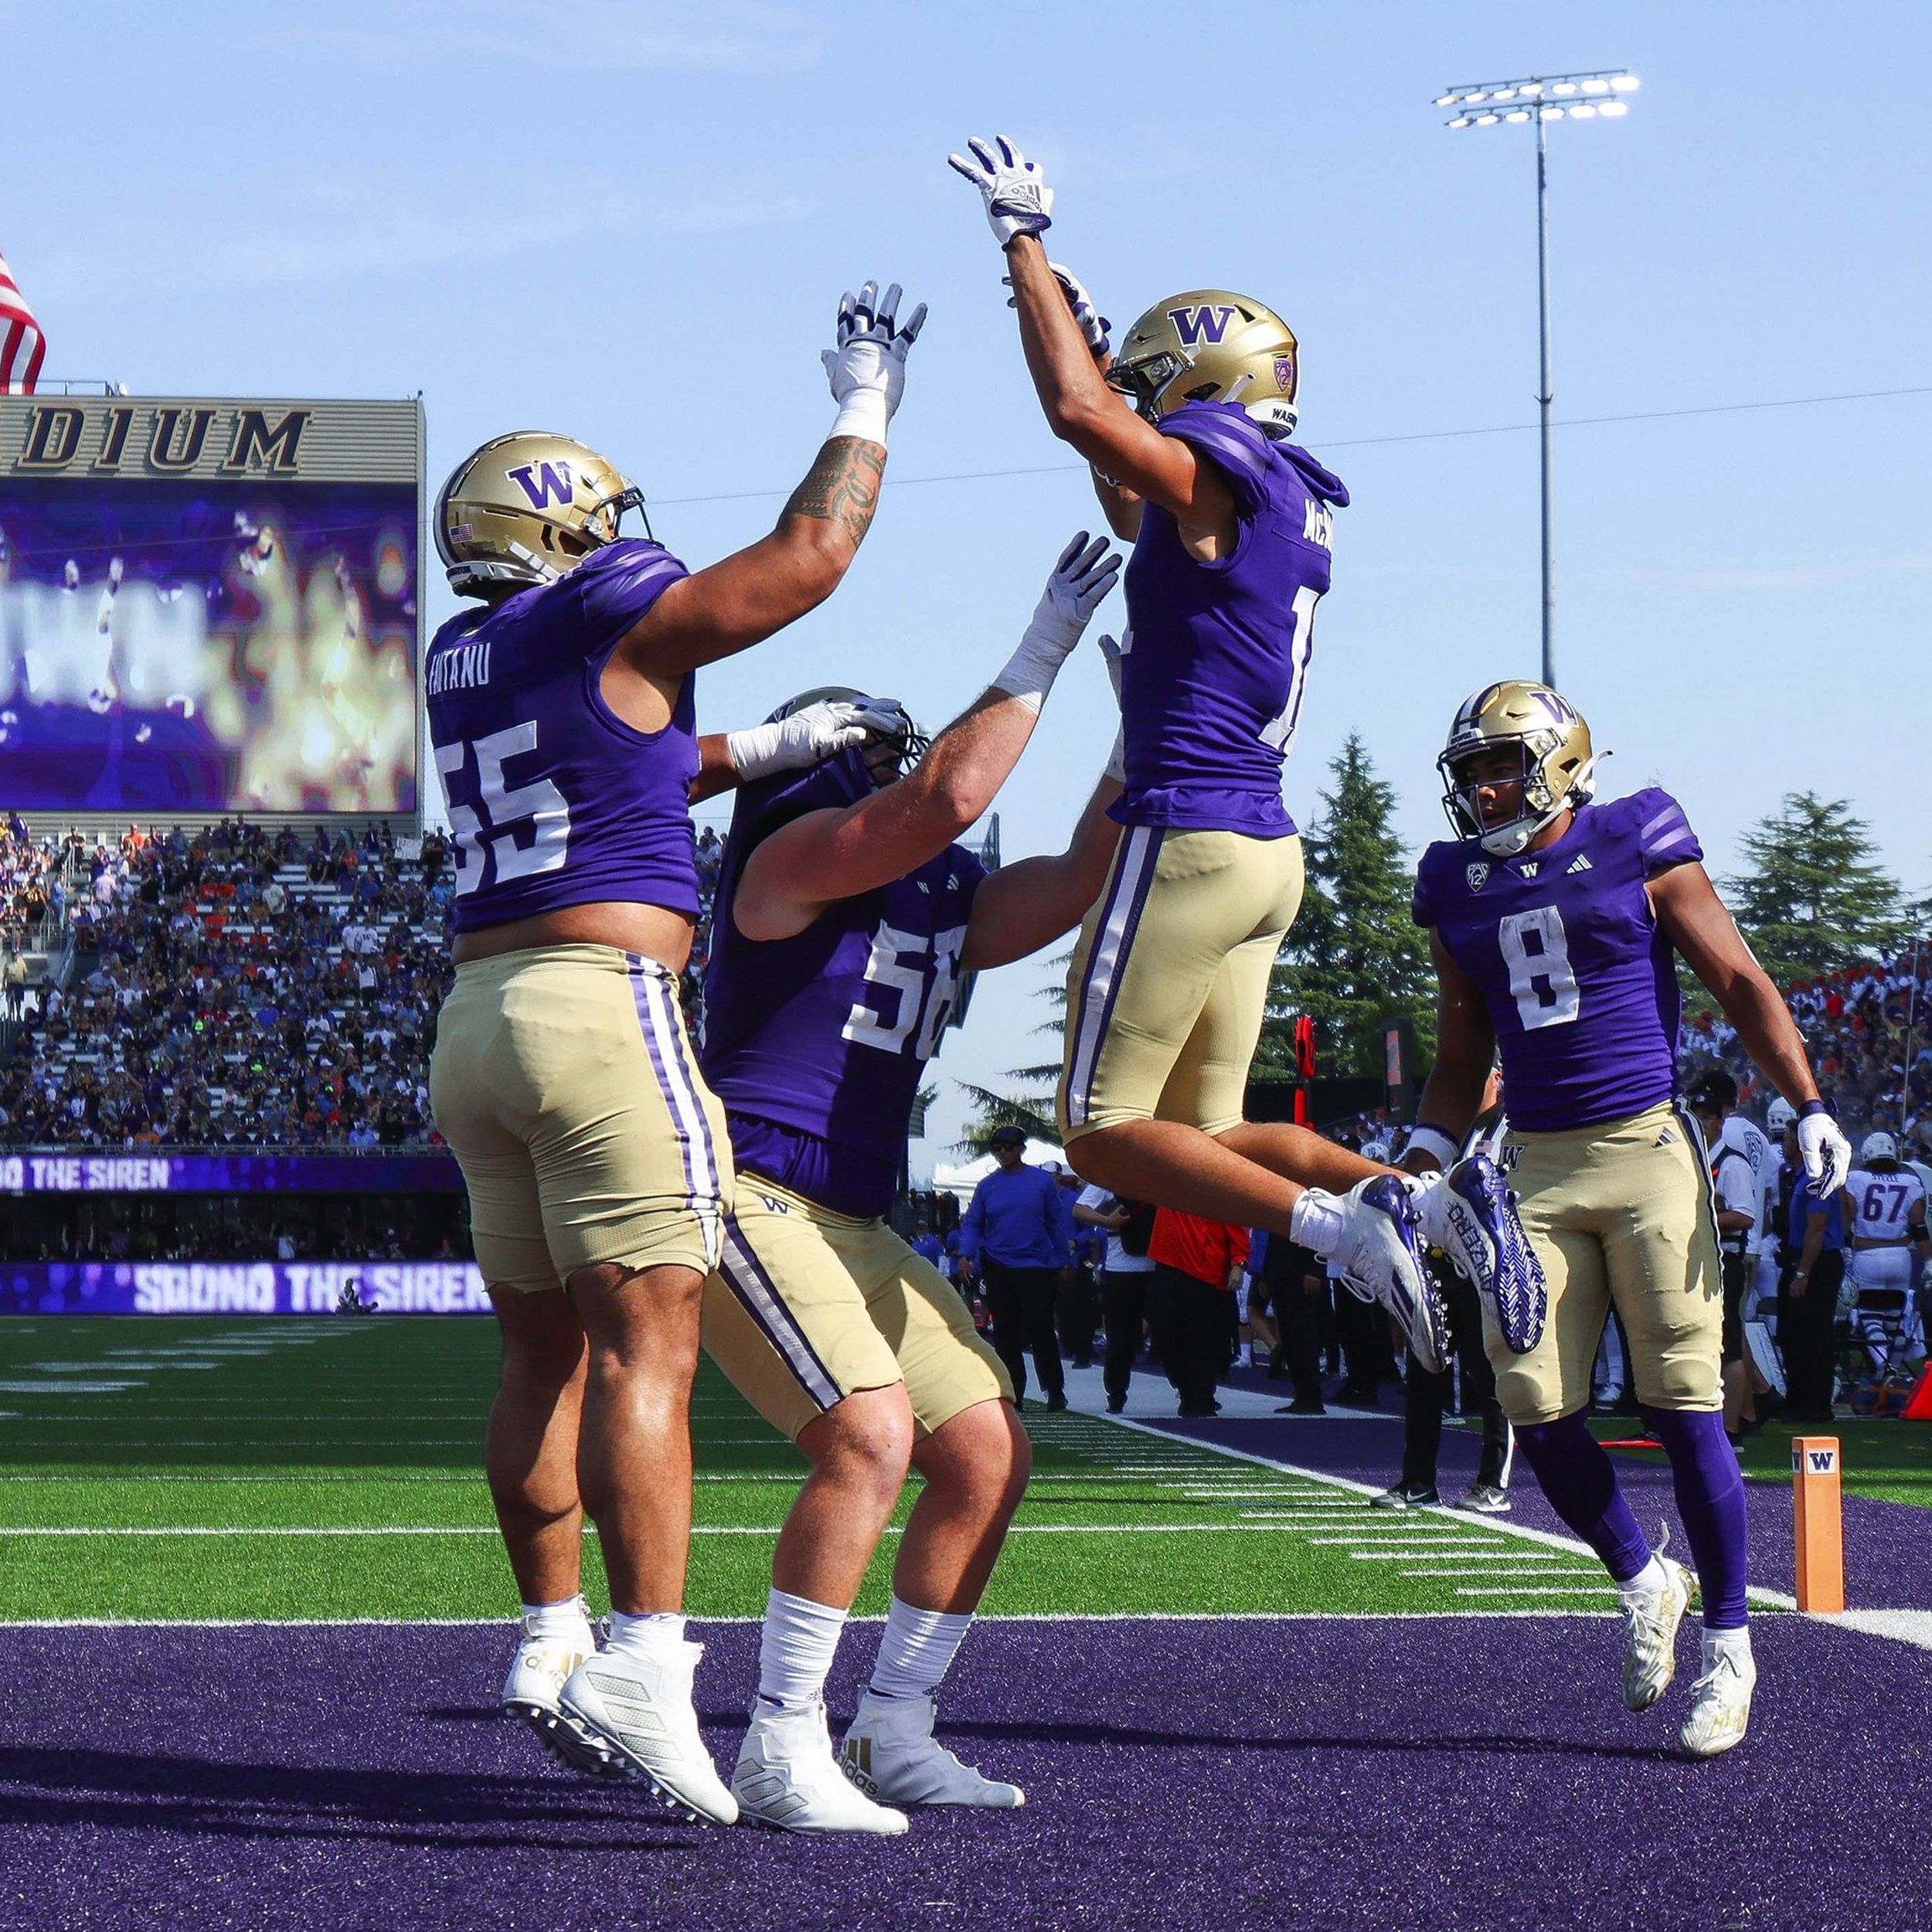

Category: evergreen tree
[1725, 791, 1911, 986]
[1263, 733, 1436, 1078]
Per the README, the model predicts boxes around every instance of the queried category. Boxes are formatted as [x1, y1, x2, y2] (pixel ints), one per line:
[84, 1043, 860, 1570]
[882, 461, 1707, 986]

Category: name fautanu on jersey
[425, 637, 493, 697]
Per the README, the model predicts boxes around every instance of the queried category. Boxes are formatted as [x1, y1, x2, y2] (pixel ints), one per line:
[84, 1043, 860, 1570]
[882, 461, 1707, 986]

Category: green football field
[0, 1316, 1641, 1624]
[2, 1317, 1922, 1625]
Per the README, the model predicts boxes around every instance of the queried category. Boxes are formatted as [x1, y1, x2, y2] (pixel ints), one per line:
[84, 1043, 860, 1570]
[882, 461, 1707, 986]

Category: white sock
[1617, 1554, 1667, 1601]
[868, 1595, 973, 1701]
[604, 1609, 686, 1664]
[1704, 1625, 1753, 1664]
[1289, 1189, 1346, 1258]
[521, 1595, 592, 1640]
[756, 1587, 849, 1710]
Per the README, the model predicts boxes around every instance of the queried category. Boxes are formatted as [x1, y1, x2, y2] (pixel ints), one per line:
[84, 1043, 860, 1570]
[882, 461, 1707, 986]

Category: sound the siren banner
[0, 1154, 463, 1193]
[0, 1261, 488, 1315]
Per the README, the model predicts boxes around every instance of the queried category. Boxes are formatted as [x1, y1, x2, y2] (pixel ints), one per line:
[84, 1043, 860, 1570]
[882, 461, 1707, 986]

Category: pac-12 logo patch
[1466, 862, 1490, 892]
[1273, 352, 1297, 393]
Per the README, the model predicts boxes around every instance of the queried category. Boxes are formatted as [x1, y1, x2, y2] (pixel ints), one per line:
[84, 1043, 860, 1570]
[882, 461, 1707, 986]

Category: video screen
[0, 478, 418, 812]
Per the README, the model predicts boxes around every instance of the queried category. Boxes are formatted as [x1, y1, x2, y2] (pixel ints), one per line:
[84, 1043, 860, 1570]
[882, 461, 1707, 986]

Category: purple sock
[1513, 1413, 1651, 1583]
[1641, 1406, 1750, 1630]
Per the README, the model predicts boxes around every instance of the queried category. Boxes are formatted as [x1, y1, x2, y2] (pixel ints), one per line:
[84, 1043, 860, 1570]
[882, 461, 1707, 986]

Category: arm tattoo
[783, 436, 884, 549]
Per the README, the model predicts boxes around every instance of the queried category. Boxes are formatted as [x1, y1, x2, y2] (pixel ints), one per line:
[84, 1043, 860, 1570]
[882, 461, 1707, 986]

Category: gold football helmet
[1107, 289, 1300, 435]
[434, 431, 648, 597]
[1437, 680, 1603, 857]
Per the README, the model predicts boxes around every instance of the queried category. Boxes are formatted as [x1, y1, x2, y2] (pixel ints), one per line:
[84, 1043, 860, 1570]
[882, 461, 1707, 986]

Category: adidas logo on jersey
[1567, 854, 1594, 875]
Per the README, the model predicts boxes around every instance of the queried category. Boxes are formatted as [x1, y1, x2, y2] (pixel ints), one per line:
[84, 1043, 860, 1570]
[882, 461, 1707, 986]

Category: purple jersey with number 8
[426, 539, 698, 933]
[1112, 400, 1349, 839]
[1413, 788, 1705, 1133]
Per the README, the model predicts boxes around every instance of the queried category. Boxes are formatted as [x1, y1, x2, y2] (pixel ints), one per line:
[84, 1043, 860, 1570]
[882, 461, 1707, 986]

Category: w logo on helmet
[507, 460, 574, 510]
[1168, 304, 1239, 348]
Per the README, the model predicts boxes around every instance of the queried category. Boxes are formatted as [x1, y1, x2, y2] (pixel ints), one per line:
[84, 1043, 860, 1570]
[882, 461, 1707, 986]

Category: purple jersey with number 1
[1113, 400, 1349, 838]
[425, 539, 698, 934]
[1413, 788, 1705, 1134]
[702, 753, 987, 1219]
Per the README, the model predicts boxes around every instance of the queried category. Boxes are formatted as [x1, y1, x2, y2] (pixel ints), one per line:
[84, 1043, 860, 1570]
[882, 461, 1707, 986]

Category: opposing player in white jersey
[1842, 1133, 1930, 1370]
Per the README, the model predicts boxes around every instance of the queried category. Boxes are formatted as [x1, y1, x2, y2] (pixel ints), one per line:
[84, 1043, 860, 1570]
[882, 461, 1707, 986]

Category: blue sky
[5, 0, 1927, 1170]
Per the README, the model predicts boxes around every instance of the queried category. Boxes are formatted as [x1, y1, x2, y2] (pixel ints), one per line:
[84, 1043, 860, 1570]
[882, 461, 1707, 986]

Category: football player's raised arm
[959, 775, 1124, 971]
[1403, 930, 1495, 1175]
[619, 283, 923, 679]
[1650, 862, 1822, 1111]
[1005, 239, 1233, 530]
[731, 536, 1119, 941]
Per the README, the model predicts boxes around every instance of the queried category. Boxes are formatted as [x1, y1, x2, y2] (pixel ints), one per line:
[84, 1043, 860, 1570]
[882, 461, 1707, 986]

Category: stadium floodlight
[1434, 67, 1639, 687]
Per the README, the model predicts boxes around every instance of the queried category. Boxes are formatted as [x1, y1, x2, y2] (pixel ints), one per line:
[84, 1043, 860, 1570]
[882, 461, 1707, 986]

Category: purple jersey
[426, 539, 697, 934]
[1113, 401, 1348, 838]
[702, 752, 987, 1219]
[1413, 789, 1705, 1133]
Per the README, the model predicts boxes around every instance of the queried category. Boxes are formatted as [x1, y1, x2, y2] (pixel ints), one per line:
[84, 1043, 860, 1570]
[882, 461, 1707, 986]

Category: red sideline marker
[1901, 1365, 1932, 1420]
[1792, 1436, 1845, 1614]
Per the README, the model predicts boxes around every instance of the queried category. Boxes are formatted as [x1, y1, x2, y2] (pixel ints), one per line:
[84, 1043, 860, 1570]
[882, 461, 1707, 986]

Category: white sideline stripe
[1836, 1610, 1932, 1654]
[1401, 1566, 1606, 1579]
[1456, 1586, 1621, 1597]
[1346, 1549, 1540, 1562]
[0, 1610, 1631, 1630]
[1094, 1411, 1801, 1612]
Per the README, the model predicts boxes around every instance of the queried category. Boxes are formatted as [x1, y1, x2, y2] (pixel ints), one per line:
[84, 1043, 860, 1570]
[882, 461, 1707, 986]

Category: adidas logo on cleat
[839, 1736, 880, 1797]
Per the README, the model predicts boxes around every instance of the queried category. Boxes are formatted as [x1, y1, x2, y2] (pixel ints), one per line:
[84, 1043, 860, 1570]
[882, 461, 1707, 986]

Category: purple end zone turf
[1151, 1413, 1932, 1609]
[0, 1618, 1927, 1932]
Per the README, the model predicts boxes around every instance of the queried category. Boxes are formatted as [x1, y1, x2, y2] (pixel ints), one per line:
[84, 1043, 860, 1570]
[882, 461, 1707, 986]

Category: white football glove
[725, 699, 906, 784]
[821, 280, 926, 445]
[1005, 260, 1110, 357]
[992, 533, 1121, 714]
[1796, 1105, 1853, 1198]
[947, 134, 1054, 247]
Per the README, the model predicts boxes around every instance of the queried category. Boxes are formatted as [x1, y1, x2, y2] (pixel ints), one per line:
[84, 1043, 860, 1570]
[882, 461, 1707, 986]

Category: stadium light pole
[1434, 70, 1639, 688]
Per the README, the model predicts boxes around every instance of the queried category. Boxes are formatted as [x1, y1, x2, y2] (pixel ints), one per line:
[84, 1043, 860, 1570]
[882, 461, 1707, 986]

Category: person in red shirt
[1146, 1208, 1249, 1417]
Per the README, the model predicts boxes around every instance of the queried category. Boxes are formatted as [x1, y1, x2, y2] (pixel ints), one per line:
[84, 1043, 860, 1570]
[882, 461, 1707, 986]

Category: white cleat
[840, 1691, 1025, 1809]
[1330, 1175, 1451, 1373]
[733, 1701, 910, 1835]
[1679, 1643, 1757, 1758]
[1620, 1556, 1692, 1713]
[557, 1641, 740, 1825]
[501, 1615, 621, 1779]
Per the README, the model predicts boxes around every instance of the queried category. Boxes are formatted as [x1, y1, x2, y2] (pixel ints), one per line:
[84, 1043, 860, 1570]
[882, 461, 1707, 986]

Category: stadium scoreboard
[0, 394, 422, 815]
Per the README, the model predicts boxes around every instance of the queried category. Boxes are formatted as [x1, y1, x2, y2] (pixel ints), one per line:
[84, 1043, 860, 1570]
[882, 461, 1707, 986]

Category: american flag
[0, 247, 46, 394]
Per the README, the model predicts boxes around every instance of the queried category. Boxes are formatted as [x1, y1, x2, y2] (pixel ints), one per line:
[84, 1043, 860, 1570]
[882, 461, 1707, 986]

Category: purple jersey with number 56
[425, 539, 697, 934]
[702, 756, 986, 1219]
[1113, 400, 1349, 838]
[1413, 788, 1705, 1133]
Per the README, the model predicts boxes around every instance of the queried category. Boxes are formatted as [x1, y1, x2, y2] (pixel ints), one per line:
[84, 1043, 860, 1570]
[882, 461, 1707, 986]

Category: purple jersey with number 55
[702, 757, 986, 1219]
[1113, 400, 1349, 838]
[425, 539, 697, 934]
[1413, 788, 1705, 1133]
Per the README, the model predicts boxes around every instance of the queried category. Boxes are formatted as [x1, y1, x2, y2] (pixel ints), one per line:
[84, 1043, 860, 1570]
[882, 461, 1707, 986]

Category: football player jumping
[697, 533, 1122, 1832]
[426, 281, 923, 1825]
[947, 135, 1540, 1373]
[1405, 681, 1853, 1757]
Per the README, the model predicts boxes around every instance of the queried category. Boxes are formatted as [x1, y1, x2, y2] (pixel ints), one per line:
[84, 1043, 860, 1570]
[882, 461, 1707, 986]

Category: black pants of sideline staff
[1101, 1267, 1151, 1410]
[979, 1260, 1065, 1405]
[1148, 1262, 1227, 1416]
[1779, 1247, 1845, 1420]
[1401, 1270, 1511, 1492]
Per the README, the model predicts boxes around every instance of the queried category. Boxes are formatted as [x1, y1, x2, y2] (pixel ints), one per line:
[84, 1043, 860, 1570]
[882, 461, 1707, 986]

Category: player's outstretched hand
[947, 134, 1054, 247]
[1797, 1106, 1853, 1198]
[1095, 632, 1128, 781]
[1032, 532, 1121, 648]
[821, 280, 927, 430]
[1006, 260, 1109, 358]
[726, 698, 906, 784]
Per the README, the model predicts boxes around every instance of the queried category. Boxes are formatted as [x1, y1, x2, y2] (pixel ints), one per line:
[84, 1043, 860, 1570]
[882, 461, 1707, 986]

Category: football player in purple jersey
[424, 281, 923, 1825]
[947, 134, 1539, 1379]
[1405, 681, 1854, 1757]
[696, 534, 1122, 1831]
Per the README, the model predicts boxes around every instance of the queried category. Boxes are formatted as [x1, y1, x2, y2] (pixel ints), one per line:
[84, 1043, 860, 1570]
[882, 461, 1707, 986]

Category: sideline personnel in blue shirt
[960, 1126, 1073, 1409]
